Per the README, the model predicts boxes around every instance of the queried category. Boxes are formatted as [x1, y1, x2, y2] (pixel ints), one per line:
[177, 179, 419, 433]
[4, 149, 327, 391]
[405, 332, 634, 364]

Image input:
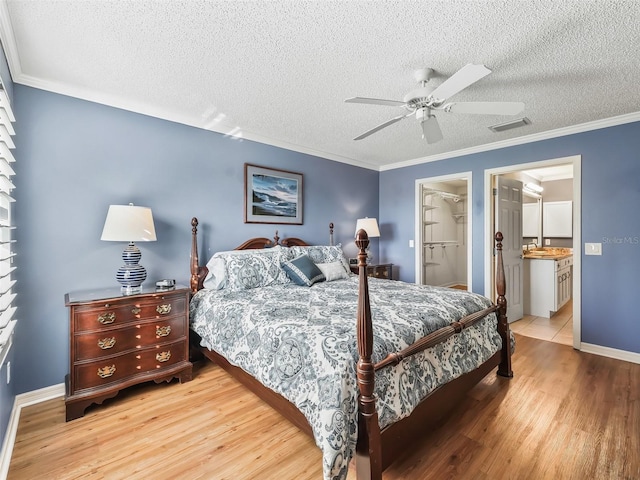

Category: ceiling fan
[345, 64, 525, 143]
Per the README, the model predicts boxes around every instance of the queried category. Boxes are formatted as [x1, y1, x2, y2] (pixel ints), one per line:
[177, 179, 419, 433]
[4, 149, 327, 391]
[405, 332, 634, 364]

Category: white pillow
[316, 261, 349, 282]
[203, 256, 226, 289]
[290, 244, 351, 274]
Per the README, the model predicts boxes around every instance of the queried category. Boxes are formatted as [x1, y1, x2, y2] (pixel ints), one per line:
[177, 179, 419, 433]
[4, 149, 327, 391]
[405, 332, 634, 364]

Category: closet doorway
[414, 172, 472, 290]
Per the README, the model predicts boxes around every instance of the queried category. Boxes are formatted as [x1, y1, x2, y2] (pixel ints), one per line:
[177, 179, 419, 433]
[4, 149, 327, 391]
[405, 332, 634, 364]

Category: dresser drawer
[73, 316, 186, 362]
[74, 340, 187, 391]
[73, 294, 186, 332]
[65, 286, 192, 421]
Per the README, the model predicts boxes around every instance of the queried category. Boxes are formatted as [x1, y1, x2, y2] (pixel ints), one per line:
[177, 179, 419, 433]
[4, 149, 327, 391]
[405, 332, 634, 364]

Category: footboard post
[190, 217, 201, 293]
[495, 232, 513, 378]
[354, 230, 382, 480]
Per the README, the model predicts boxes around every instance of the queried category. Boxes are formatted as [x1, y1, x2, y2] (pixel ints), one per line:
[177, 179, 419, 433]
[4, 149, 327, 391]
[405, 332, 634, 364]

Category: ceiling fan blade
[345, 96, 407, 107]
[445, 101, 525, 115]
[429, 64, 492, 102]
[421, 115, 443, 144]
[353, 113, 411, 140]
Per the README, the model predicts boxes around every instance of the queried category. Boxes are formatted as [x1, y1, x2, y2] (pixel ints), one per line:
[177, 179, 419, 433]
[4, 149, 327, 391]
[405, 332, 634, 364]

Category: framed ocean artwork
[244, 164, 303, 224]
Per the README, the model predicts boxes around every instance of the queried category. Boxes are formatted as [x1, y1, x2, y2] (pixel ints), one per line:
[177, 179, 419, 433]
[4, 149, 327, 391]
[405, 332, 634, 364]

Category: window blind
[0, 87, 16, 366]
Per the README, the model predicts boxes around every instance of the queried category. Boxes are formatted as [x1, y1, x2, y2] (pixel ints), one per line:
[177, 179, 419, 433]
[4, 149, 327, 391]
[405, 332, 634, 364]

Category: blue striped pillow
[282, 254, 325, 286]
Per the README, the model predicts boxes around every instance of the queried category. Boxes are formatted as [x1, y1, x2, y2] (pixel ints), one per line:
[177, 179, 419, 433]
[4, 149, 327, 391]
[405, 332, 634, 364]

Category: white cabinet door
[543, 201, 572, 237]
[524, 258, 556, 318]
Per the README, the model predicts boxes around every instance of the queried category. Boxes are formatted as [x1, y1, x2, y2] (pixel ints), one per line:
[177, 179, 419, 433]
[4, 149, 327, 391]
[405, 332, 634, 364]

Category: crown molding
[380, 111, 640, 171]
[11, 72, 378, 171]
[8, 67, 640, 175]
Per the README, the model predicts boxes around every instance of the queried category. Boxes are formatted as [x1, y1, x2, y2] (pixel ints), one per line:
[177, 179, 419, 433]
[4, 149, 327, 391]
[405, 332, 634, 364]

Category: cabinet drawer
[74, 341, 186, 391]
[73, 295, 186, 332]
[371, 267, 390, 279]
[74, 317, 186, 362]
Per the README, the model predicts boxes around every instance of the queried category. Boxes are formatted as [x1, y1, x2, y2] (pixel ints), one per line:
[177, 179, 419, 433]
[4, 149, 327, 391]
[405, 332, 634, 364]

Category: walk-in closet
[421, 182, 468, 289]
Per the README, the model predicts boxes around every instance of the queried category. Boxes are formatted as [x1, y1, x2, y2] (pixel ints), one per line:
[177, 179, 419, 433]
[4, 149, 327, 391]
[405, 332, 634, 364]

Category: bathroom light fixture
[524, 182, 543, 193]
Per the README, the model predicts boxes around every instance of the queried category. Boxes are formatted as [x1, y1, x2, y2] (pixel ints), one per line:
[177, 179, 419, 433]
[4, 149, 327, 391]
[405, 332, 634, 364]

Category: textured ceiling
[1, 0, 640, 171]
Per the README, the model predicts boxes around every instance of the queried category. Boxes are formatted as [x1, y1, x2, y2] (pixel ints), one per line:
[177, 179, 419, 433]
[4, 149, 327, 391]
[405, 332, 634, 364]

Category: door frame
[414, 171, 473, 289]
[483, 155, 582, 349]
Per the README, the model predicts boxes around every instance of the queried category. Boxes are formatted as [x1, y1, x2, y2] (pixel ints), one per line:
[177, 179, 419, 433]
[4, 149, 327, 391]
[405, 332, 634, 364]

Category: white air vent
[488, 117, 531, 132]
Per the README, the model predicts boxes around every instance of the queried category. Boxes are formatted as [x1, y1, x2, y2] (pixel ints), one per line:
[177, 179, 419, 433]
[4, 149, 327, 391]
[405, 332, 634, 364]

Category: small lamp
[355, 217, 380, 264]
[101, 204, 157, 294]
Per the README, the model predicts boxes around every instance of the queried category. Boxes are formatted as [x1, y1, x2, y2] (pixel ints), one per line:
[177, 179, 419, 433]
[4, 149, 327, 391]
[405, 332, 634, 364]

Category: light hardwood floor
[8, 334, 640, 479]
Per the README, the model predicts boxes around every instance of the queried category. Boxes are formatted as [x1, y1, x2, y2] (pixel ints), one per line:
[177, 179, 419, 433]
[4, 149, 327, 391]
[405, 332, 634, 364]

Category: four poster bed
[188, 218, 513, 480]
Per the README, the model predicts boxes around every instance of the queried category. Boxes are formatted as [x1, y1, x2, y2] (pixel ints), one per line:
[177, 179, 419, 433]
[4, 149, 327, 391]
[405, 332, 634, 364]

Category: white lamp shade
[100, 205, 157, 242]
[355, 217, 380, 238]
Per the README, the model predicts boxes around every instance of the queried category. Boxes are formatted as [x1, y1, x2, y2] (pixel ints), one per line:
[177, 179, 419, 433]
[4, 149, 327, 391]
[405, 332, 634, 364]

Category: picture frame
[244, 163, 303, 224]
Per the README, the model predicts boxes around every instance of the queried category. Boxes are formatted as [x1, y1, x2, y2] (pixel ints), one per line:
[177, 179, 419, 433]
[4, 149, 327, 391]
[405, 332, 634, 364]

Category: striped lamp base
[116, 242, 147, 294]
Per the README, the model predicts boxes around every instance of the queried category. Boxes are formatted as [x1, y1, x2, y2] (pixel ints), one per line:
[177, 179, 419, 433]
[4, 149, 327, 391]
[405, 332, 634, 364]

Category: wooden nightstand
[350, 263, 394, 280]
[64, 285, 193, 421]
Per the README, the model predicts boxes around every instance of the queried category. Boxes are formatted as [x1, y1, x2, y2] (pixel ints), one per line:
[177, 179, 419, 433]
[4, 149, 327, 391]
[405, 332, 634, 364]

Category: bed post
[354, 229, 382, 480]
[495, 231, 513, 378]
[190, 217, 200, 294]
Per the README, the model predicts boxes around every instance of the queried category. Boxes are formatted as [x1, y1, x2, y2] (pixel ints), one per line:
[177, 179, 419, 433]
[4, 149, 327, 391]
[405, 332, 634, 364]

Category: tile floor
[509, 299, 573, 346]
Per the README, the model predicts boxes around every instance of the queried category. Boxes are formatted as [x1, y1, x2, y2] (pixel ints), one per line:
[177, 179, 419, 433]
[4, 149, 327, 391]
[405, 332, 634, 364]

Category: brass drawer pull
[156, 351, 171, 363]
[97, 312, 116, 325]
[97, 365, 116, 378]
[131, 307, 141, 315]
[156, 304, 172, 315]
[98, 337, 116, 349]
[156, 325, 171, 337]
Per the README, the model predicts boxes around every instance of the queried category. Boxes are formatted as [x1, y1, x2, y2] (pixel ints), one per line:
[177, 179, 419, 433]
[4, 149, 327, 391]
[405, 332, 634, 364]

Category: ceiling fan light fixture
[488, 117, 531, 133]
[403, 85, 436, 106]
[346, 63, 524, 142]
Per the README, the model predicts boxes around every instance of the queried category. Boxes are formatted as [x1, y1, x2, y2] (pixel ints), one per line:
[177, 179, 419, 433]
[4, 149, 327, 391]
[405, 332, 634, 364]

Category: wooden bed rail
[354, 230, 511, 479]
[374, 305, 499, 371]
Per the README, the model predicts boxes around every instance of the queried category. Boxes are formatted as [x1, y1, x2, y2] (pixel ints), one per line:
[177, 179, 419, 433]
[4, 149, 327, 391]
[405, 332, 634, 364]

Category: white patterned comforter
[190, 277, 505, 480]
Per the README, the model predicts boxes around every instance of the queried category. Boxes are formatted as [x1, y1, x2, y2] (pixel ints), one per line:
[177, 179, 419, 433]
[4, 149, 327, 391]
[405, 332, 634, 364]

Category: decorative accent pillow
[290, 244, 351, 275]
[203, 246, 293, 290]
[282, 254, 325, 286]
[316, 261, 349, 282]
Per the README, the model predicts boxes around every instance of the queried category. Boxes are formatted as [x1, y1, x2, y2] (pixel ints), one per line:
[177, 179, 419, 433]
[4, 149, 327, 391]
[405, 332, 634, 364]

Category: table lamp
[355, 217, 380, 264]
[100, 204, 157, 294]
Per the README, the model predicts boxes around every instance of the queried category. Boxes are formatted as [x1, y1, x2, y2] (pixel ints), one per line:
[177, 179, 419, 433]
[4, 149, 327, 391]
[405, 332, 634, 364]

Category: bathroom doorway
[484, 155, 581, 349]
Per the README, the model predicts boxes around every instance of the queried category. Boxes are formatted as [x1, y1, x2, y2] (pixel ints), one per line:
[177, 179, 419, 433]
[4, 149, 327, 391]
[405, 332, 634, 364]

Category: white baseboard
[0, 383, 64, 479]
[580, 342, 640, 365]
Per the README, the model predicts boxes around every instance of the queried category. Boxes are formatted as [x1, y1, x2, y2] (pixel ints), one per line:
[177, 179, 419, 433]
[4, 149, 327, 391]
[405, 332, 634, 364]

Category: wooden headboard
[190, 217, 334, 293]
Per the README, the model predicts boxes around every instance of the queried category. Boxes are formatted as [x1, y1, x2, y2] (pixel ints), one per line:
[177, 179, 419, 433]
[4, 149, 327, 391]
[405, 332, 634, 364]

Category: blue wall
[11, 84, 379, 395]
[380, 121, 640, 354]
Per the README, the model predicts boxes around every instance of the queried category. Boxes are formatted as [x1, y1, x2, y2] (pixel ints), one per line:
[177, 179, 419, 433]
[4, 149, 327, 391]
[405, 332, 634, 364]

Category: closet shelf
[423, 221, 439, 226]
[424, 241, 458, 245]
